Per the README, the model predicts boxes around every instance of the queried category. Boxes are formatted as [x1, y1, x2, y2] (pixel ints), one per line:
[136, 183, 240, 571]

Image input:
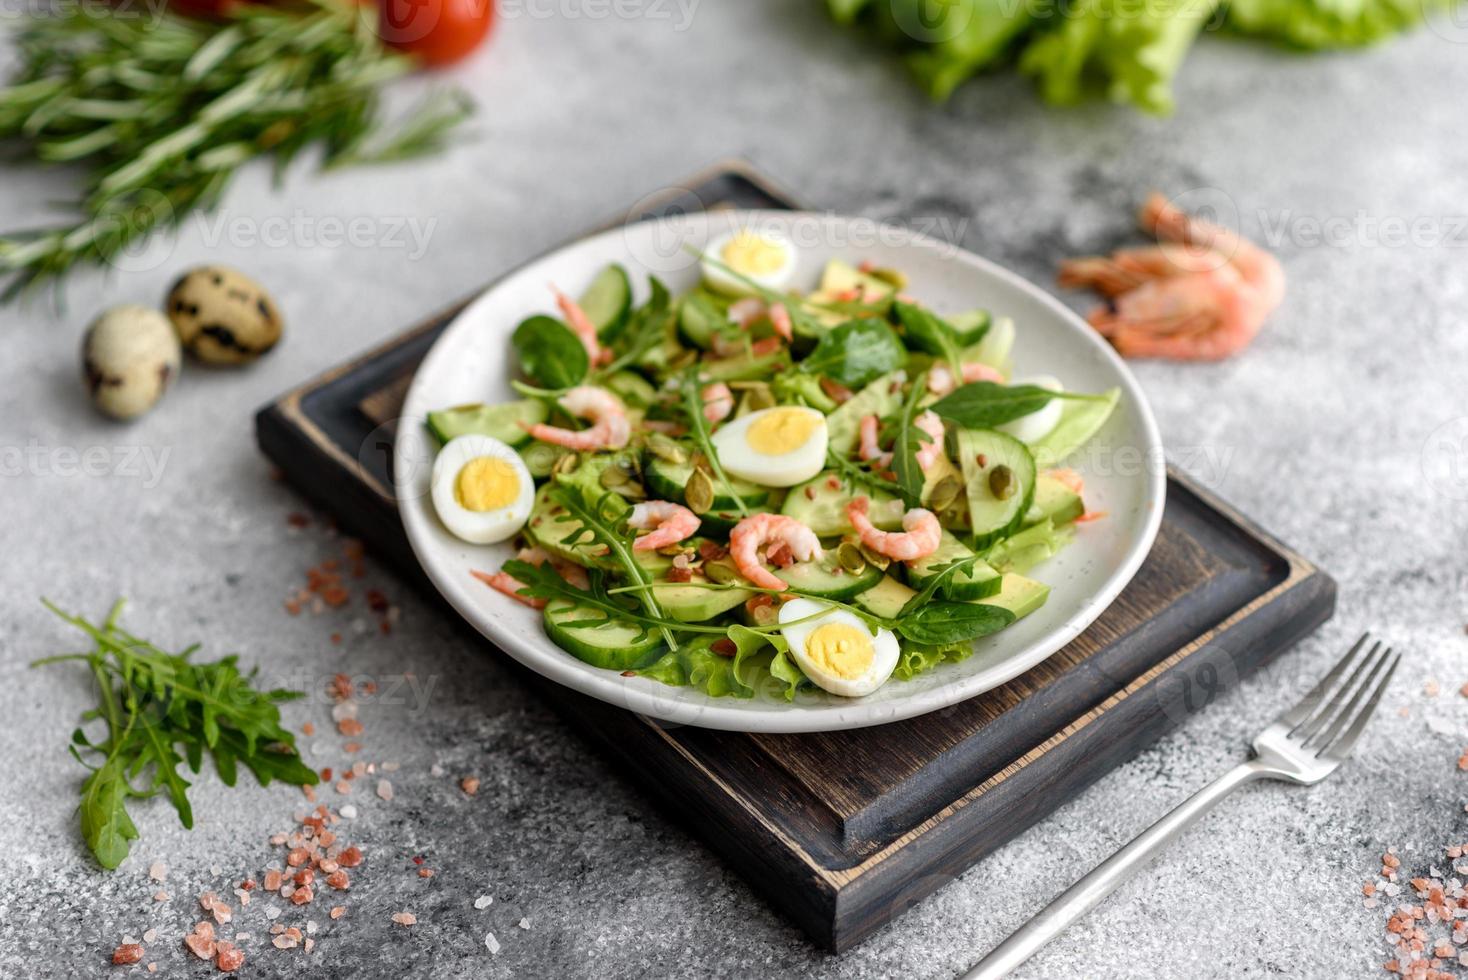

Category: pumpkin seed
[836, 541, 868, 574]
[859, 543, 891, 570]
[552, 452, 581, 477]
[648, 433, 688, 465]
[989, 464, 1016, 500]
[741, 386, 776, 413]
[685, 469, 715, 515]
[704, 559, 741, 584]
[928, 475, 963, 513]
[869, 267, 909, 290]
[600, 465, 630, 489]
[668, 349, 699, 372]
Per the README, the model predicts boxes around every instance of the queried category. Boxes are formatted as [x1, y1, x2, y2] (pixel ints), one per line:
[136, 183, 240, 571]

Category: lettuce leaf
[1019, 0, 1222, 114]
[1226, 0, 1456, 48]
[894, 639, 975, 681]
[636, 627, 809, 702]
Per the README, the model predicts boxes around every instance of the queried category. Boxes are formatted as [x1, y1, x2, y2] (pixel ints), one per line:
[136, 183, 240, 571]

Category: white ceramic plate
[396, 210, 1165, 733]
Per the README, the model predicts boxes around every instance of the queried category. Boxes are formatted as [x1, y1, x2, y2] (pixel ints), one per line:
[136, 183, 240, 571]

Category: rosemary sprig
[0, 0, 472, 300]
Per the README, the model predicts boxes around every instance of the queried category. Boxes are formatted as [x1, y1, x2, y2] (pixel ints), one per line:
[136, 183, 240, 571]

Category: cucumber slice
[948, 309, 991, 346]
[678, 291, 728, 350]
[956, 429, 1037, 551]
[855, 575, 916, 619]
[603, 370, 657, 408]
[580, 264, 633, 340]
[966, 316, 1014, 375]
[776, 553, 884, 600]
[544, 599, 662, 670]
[696, 506, 772, 536]
[905, 530, 1002, 601]
[524, 484, 672, 576]
[644, 456, 769, 510]
[781, 472, 904, 536]
[427, 400, 547, 447]
[653, 581, 752, 623]
[826, 370, 904, 455]
[519, 441, 571, 479]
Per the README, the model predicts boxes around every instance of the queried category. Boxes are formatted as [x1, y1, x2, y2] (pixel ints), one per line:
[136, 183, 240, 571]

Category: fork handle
[961, 759, 1271, 980]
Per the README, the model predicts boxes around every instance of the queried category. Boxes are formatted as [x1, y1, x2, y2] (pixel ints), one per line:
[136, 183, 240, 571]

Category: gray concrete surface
[2, 3, 1467, 977]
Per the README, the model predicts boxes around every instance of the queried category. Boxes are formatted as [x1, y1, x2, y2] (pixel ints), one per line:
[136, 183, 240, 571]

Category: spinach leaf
[897, 601, 1016, 646]
[512, 315, 589, 389]
[797, 318, 906, 388]
[930, 381, 1106, 430]
[893, 300, 963, 376]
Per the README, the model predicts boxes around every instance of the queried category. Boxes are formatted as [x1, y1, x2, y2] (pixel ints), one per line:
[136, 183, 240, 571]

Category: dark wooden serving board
[256, 161, 1336, 952]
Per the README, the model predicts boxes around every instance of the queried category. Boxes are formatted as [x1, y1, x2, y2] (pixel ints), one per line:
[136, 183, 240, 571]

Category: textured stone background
[2, 4, 1467, 977]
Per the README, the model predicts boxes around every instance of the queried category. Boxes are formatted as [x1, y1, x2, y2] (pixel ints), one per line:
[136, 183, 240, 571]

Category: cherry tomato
[378, 0, 495, 68]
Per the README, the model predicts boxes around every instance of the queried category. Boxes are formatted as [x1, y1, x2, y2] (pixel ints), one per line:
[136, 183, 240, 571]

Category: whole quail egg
[81, 305, 182, 420]
[166, 266, 283, 365]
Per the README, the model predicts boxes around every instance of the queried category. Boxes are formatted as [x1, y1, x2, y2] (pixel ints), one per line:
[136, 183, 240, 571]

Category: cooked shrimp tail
[525, 385, 631, 451]
[629, 501, 701, 552]
[729, 514, 823, 592]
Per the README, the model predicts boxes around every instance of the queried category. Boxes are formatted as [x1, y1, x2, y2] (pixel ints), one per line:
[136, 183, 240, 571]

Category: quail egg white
[779, 598, 900, 698]
[430, 435, 535, 545]
[998, 374, 1064, 444]
[710, 406, 828, 488]
[701, 228, 797, 297]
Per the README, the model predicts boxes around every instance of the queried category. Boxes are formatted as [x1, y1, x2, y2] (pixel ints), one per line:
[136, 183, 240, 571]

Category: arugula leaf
[34, 601, 315, 869]
[679, 368, 748, 516]
[893, 300, 964, 377]
[889, 373, 931, 508]
[797, 318, 907, 388]
[512, 315, 590, 389]
[897, 601, 1016, 646]
[929, 381, 1108, 431]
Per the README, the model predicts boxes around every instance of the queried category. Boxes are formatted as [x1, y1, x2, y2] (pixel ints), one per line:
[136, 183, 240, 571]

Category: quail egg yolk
[746, 407, 820, 455]
[721, 231, 788, 278]
[454, 457, 522, 512]
[802, 623, 875, 680]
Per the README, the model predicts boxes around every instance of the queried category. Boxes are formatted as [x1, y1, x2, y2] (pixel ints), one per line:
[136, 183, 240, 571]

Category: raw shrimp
[1058, 243, 1222, 298]
[629, 501, 701, 552]
[729, 514, 823, 592]
[913, 411, 946, 471]
[858, 414, 892, 468]
[847, 497, 942, 562]
[552, 286, 606, 365]
[927, 361, 1005, 397]
[701, 381, 734, 425]
[525, 386, 631, 451]
[1088, 264, 1262, 361]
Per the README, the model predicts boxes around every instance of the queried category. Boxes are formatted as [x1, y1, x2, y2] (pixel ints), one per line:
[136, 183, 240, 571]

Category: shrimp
[1088, 264, 1262, 361]
[729, 514, 823, 591]
[701, 381, 734, 425]
[847, 497, 942, 562]
[858, 414, 892, 468]
[1045, 467, 1085, 494]
[1140, 193, 1285, 314]
[552, 286, 606, 365]
[927, 361, 1006, 397]
[473, 569, 545, 609]
[767, 303, 794, 343]
[1061, 194, 1285, 361]
[914, 411, 946, 471]
[715, 298, 792, 353]
[525, 386, 631, 451]
[472, 545, 589, 608]
[628, 501, 701, 552]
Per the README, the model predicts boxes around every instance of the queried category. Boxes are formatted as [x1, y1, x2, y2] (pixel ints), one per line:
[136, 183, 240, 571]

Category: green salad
[424, 230, 1119, 701]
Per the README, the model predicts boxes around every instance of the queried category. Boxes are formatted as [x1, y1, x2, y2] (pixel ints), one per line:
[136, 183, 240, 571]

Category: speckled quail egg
[81, 305, 182, 420]
[166, 266, 283, 365]
[710, 406, 828, 488]
[779, 598, 900, 698]
[701, 229, 797, 297]
[431, 435, 536, 545]
[998, 374, 1065, 444]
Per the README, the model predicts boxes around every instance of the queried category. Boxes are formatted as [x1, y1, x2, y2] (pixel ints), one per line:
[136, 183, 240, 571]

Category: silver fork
[962, 634, 1399, 980]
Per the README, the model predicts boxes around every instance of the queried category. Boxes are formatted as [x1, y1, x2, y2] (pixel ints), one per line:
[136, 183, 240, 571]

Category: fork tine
[1277, 634, 1370, 729]
[1308, 646, 1392, 751]
[1319, 652, 1399, 763]
[1293, 640, 1382, 743]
